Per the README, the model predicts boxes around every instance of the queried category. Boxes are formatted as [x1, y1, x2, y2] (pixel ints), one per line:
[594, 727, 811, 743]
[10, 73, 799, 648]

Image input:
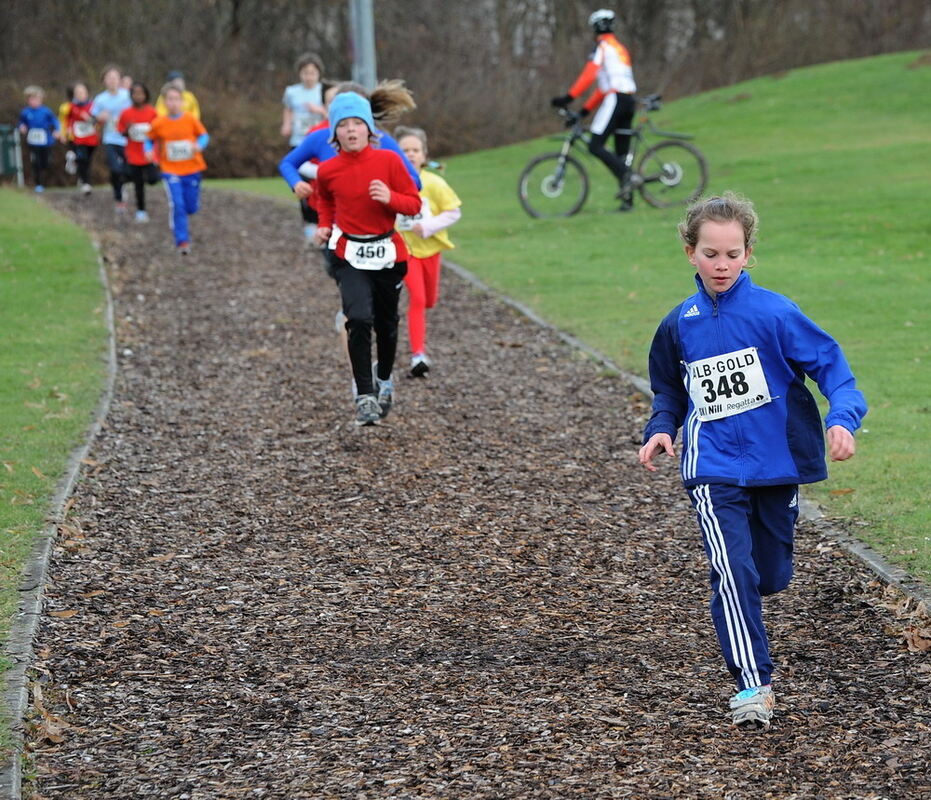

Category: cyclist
[552, 9, 637, 211]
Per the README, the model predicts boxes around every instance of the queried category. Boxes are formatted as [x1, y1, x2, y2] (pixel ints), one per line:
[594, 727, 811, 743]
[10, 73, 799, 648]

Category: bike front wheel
[517, 153, 589, 218]
[636, 141, 708, 208]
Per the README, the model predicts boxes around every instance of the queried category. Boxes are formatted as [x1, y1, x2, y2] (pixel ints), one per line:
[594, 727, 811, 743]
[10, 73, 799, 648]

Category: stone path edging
[443, 258, 931, 613]
[0, 242, 117, 800]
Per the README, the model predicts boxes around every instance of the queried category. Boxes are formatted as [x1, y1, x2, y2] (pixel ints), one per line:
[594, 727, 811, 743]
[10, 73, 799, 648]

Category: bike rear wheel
[636, 141, 708, 208]
[517, 153, 589, 218]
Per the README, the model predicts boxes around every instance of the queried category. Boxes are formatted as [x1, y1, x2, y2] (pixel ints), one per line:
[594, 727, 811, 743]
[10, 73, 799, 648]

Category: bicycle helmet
[588, 9, 615, 33]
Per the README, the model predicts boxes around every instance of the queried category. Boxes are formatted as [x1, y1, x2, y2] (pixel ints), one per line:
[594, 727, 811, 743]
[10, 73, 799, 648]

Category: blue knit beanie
[328, 92, 376, 143]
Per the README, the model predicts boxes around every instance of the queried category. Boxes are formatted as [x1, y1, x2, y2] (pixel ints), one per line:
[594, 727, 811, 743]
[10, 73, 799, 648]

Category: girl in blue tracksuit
[639, 192, 867, 731]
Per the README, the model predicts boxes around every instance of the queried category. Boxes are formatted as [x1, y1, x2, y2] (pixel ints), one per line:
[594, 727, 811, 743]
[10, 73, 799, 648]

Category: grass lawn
[219, 51, 931, 582]
[0, 188, 107, 750]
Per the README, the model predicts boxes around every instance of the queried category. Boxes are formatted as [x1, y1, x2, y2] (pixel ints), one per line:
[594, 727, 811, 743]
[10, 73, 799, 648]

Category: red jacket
[315, 145, 421, 261]
[67, 102, 99, 146]
[118, 105, 158, 165]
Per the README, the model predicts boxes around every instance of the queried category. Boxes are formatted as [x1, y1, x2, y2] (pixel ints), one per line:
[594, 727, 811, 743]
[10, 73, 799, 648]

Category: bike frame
[556, 109, 694, 168]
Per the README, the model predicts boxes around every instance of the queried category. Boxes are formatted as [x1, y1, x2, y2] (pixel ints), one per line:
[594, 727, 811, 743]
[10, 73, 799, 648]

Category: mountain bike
[517, 94, 708, 218]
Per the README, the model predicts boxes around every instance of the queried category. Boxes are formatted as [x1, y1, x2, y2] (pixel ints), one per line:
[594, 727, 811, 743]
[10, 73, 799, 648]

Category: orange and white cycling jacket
[569, 33, 637, 111]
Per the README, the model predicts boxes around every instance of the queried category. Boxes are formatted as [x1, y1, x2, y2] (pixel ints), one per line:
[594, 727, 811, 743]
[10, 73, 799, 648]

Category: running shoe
[410, 353, 431, 378]
[334, 309, 347, 334]
[115, 201, 127, 215]
[135, 210, 150, 223]
[729, 685, 775, 731]
[34, 185, 44, 193]
[65, 150, 77, 175]
[178, 242, 191, 255]
[375, 376, 394, 419]
[80, 183, 92, 196]
[354, 394, 381, 426]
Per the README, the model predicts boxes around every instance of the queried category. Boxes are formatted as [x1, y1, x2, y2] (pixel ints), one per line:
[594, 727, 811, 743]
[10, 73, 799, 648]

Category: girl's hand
[280, 124, 290, 138]
[827, 425, 856, 461]
[638, 433, 676, 472]
[293, 181, 313, 200]
[411, 223, 426, 238]
[369, 180, 391, 203]
[96, 111, 110, 123]
[313, 226, 331, 247]
[306, 102, 326, 116]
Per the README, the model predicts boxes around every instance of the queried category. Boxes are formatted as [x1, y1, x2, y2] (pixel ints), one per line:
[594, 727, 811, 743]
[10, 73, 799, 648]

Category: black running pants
[334, 258, 407, 396]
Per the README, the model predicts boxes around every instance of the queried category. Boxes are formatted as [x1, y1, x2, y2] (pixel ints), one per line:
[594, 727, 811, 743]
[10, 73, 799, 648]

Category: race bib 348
[685, 346, 771, 421]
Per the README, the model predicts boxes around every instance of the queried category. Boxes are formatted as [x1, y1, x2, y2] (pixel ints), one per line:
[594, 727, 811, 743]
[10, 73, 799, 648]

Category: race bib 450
[686, 346, 771, 421]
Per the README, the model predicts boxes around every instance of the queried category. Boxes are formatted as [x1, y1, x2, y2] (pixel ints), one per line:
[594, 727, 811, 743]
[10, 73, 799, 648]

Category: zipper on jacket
[712, 291, 747, 482]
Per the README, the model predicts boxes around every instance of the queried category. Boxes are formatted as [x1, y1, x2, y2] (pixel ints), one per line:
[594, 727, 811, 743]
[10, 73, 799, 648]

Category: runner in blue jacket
[639, 192, 867, 731]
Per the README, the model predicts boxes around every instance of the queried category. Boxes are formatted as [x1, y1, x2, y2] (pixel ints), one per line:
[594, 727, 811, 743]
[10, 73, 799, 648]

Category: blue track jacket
[278, 128, 421, 191]
[643, 272, 867, 488]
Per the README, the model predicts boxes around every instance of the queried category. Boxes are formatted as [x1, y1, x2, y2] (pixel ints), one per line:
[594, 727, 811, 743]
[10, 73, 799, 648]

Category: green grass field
[216, 51, 931, 581]
[0, 189, 107, 749]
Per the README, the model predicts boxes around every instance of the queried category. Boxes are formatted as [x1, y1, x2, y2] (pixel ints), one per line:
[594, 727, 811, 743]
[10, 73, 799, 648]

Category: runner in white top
[552, 9, 639, 210]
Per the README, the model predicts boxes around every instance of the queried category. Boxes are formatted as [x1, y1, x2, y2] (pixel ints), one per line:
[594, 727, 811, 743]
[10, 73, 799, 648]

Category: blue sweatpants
[687, 483, 799, 691]
[162, 172, 202, 246]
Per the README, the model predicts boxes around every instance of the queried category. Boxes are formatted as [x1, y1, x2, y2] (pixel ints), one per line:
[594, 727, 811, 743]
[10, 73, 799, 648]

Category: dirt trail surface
[23, 189, 930, 799]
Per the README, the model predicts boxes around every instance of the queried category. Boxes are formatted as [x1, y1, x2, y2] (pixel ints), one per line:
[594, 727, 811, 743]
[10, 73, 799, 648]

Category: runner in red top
[65, 82, 99, 195]
[117, 83, 160, 222]
[313, 91, 421, 426]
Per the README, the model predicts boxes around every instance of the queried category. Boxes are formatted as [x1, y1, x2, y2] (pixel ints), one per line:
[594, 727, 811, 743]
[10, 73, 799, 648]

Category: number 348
[701, 371, 749, 402]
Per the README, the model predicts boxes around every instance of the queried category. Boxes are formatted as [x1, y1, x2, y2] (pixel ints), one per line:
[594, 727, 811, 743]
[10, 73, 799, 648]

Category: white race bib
[72, 120, 96, 139]
[686, 347, 771, 421]
[27, 128, 48, 146]
[166, 140, 194, 161]
[128, 123, 151, 142]
[343, 236, 397, 271]
[396, 197, 432, 232]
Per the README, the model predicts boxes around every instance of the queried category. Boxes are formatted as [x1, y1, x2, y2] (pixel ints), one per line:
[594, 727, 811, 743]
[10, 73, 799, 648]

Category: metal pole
[14, 128, 24, 188]
[349, 0, 378, 89]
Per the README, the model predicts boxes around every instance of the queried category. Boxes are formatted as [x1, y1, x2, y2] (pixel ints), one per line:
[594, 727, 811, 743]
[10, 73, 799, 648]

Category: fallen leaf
[48, 610, 79, 619]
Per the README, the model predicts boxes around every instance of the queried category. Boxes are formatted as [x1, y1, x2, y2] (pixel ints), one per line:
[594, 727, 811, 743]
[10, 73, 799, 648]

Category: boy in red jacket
[118, 82, 160, 222]
[313, 92, 421, 426]
[65, 82, 99, 195]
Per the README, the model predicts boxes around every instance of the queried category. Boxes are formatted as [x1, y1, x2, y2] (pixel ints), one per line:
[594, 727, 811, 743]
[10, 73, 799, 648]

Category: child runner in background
[118, 82, 160, 222]
[279, 80, 421, 399]
[293, 83, 338, 243]
[394, 126, 462, 378]
[18, 86, 60, 192]
[638, 192, 867, 731]
[58, 85, 76, 178]
[312, 92, 422, 426]
[66, 82, 99, 195]
[146, 84, 208, 255]
[90, 65, 131, 213]
[155, 71, 201, 119]
[281, 53, 326, 148]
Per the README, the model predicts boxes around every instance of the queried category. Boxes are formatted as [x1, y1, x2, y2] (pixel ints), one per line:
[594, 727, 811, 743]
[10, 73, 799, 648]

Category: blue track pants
[687, 483, 799, 691]
[162, 172, 202, 246]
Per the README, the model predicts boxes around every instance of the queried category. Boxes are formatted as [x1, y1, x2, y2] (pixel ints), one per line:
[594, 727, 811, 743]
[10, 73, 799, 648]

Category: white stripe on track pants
[687, 482, 798, 691]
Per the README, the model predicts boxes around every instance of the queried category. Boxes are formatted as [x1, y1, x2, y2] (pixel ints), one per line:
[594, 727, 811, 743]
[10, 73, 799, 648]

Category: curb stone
[0, 241, 117, 800]
[444, 258, 931, 612]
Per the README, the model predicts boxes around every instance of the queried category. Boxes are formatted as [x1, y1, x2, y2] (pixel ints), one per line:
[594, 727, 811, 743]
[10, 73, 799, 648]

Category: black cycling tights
[588, 92, 636, 186]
